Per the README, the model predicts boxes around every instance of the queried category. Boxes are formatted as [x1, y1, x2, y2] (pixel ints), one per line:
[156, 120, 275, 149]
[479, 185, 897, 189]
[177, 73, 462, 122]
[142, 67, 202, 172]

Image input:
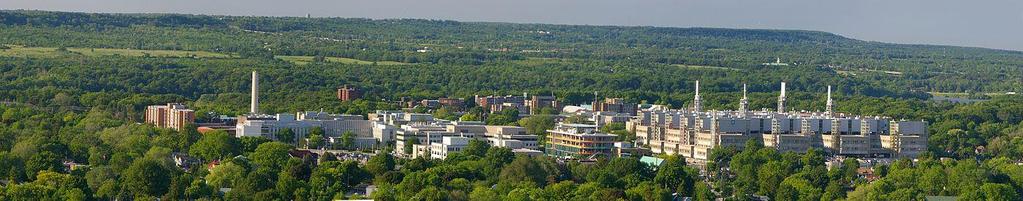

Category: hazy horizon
[3, 0, 1022, 51]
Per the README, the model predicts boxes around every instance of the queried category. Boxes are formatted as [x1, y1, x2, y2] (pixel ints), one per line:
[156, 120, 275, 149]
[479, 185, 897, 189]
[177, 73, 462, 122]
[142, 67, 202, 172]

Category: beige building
[144, 103, 195, 131]
[632, 82, 929, 166]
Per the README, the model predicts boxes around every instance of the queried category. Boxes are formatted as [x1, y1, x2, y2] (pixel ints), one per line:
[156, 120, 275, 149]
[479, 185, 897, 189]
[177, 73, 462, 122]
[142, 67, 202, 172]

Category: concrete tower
[250, 71, 259, 114]
[826, 85, 834, 117]
[739, 83, 749, 115]
[693, 80, 703, 112]
[777, 82, 786, 113]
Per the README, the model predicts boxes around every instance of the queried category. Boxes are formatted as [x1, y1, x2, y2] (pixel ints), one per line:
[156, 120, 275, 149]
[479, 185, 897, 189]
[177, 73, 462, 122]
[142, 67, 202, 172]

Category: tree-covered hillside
[1, 10, 1021, 97]
[2, 10, 1023, 201]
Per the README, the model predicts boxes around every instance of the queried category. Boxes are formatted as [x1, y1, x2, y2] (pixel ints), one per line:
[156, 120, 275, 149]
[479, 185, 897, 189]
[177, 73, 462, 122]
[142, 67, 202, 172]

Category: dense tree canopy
[1, 10, 1023, 200]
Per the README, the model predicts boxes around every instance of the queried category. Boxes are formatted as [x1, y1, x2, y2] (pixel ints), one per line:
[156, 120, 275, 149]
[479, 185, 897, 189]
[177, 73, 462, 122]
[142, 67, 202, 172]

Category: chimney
[778, 82, 786, 113]
[740, 83, 749, 116]
[251, 71, 259, 114]
[826, 85, 834, 117]
[693, 80, 702, 112]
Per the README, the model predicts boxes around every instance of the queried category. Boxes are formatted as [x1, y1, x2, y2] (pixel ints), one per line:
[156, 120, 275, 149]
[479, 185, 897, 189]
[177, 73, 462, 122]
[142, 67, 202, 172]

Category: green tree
[366, 153, 396, 175]
[25, 151, 63, 178]
[462, 139, 491, 158]
[654, 155, 696, 196]
[250, 142, 294, 173]
[275, 128, 296, 144]
[188, 130, 241, 161]
[309, 161, 371, 200]
[121, 159, 172, 197]
[979, 183, 1020, 201]
[499, 156, 548, 187]
[307, 127, 325, 149]
[459, 113, 480, 121]
[340, 131, 355, 150]
[775, 176, 822, 201]
[433, 107, 458, 120]
[239, 136, 271, 153]
[205, 161, 246, 188]
[626, 181, 671, 201]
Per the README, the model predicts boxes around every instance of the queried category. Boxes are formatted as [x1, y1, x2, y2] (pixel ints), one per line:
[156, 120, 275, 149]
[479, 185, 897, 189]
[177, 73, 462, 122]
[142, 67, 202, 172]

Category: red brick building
[338, 85, 361, 101]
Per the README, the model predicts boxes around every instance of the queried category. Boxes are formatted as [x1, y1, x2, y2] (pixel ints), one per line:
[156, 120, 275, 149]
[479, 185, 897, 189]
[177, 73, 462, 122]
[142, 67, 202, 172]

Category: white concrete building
[236, 111, 376, 149]
[430, 137, 471, 159]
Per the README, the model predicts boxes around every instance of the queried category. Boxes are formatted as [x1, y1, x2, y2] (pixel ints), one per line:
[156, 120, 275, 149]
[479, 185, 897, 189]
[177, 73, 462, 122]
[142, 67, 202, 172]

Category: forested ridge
[1, 10, 1023, 200]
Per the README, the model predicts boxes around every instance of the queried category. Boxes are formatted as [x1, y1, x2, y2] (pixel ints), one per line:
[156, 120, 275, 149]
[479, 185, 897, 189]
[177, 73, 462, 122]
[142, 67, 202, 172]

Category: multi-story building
[337, 85, 361, 101]
[144, 103, 196, 131]
[632, 82, 929, 166]
[236, 111, 376, 149]
[395, 120, 541, 158]
[403, 98, 466, 110]
[484, 125, 538, 149]
[430, 136, 470, 159]
[593, 98, 637, 116]
[368, 110, 434, 126]
[525, 95, 562, 114]
[394, 124, 452, 158]
[593, 111, 633, 128]
[546, 123, 618, 159]
[476, 94, 562, 114]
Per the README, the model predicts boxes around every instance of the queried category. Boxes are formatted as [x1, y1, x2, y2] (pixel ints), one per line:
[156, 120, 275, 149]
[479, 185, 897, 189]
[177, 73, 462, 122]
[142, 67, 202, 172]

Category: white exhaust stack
[739, 83, 749, 116]
[251, 71, 259, 114]
[826, 85, 834, 116]
[693, 80, 703, 112]
[777, 82, 786, 113]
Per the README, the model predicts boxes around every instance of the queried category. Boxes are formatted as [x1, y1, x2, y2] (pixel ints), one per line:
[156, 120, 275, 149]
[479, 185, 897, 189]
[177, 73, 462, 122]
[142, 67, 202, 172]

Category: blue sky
[3, 0, 1022, 51]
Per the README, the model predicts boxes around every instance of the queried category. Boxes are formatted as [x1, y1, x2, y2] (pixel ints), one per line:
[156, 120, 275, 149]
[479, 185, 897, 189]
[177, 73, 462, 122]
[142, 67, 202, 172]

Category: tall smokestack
[739, 83, 749, 116]
[778, 82, 786, 113]
[693, 80, 703, 112]
[826, 85, 834, 117]
[251, 71, 259, 114]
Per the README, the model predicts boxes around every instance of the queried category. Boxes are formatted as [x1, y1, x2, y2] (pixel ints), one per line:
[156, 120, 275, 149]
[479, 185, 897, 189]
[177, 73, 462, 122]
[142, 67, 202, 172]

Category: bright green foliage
[0, 10, 1022, 200]
[121, 159, 172, 198]
[188, 130, 241, 161]
[366, 153, 396, 175]
[250, 142, 295, 173]
[307, 127, 325, 149]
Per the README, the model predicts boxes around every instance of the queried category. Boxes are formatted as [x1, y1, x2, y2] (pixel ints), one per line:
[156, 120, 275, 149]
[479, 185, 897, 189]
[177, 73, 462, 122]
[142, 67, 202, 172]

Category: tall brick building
[145, 103, 195, 131]
[338, 85, 361, 101]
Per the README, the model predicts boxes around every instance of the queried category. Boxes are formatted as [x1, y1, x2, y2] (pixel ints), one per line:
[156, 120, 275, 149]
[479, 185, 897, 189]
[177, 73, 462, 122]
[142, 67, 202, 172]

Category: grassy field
[275, 55, 411, 65]
[928, 91, 1006, 97]
[671, 64, 741, 71]
[0, 45, 236, 58]
[511, 57, 581, 66]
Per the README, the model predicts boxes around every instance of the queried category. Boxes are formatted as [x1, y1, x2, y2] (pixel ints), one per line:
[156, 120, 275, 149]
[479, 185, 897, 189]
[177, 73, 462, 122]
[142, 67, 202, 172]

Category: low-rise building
[236, 111, 376, 149]
[546, 123, 617, 159]
[430, 136, 471, 159]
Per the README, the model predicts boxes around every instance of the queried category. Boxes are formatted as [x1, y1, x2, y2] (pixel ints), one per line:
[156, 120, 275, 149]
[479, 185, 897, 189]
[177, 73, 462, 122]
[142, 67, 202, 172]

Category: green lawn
[275, 55, 411, 65]
[671, 64, 741, 71]
[510, 57, 581, 66]
[67, 47, 235, 58]
[0, 46, 71, 58]
[0, 45, 236, 58]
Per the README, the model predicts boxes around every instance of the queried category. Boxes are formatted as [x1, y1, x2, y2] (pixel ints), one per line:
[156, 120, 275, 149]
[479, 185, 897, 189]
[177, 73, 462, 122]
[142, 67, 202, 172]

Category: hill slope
[0, 10, 1021, 114]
